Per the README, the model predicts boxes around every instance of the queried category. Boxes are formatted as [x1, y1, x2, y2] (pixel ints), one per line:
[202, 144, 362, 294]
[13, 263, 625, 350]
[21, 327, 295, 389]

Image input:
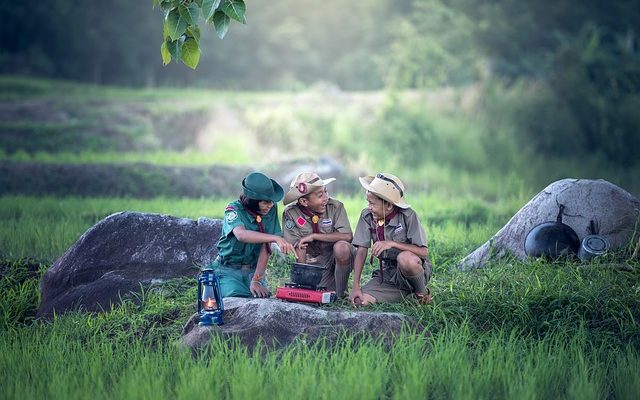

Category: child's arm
[250, 244, 270, 298]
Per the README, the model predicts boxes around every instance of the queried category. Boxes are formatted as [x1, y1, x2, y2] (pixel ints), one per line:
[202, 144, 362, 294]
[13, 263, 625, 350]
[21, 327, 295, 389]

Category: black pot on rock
[524, 204, 580, 260]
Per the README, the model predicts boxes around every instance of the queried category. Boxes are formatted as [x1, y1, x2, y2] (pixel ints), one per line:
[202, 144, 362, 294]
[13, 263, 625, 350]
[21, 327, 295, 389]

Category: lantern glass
[201, 284, 218, 311]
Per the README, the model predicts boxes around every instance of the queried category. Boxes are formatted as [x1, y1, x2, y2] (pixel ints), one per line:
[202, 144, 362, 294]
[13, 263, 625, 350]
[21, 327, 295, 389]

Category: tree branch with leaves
[153, 0, 246, 69]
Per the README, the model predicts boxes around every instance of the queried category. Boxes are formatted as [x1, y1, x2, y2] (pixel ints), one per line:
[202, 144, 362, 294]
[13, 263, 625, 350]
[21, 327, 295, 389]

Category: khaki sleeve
[352, 209, 372, 248]
[405, 210, 428, 247]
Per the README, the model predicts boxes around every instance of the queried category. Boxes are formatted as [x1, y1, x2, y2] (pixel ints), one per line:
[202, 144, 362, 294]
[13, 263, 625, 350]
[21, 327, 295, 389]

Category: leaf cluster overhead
[153, 0, 246, 69]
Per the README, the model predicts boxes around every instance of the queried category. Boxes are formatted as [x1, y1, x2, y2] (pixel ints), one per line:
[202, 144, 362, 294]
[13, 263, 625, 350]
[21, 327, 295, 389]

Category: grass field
[1, 76, 639, 399]
[1, 193, 638, 399]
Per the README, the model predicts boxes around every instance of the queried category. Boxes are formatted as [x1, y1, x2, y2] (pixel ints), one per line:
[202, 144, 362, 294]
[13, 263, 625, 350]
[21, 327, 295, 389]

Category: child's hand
[274, 238, 297, 259]
[371, 240, 394, 257]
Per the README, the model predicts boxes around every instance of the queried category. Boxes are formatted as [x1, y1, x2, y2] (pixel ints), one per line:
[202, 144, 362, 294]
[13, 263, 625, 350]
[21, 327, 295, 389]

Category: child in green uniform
[349, 173, 431, 306]
[211, 172, 295, 298]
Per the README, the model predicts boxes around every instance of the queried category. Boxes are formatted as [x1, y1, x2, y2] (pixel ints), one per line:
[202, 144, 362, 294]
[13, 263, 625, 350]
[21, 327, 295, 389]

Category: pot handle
[556, 204, 565, 223]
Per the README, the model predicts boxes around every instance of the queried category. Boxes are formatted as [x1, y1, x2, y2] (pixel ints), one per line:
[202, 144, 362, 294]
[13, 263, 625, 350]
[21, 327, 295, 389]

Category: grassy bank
[1, 194, 639, 399]
[2, 256, 639, 399]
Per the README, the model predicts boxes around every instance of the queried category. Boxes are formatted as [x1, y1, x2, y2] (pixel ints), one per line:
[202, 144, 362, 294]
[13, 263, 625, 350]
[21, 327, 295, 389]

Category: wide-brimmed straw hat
[283, 172, 336, 205]
[359, 173, 410, 209]
[242, 172, 284, 202]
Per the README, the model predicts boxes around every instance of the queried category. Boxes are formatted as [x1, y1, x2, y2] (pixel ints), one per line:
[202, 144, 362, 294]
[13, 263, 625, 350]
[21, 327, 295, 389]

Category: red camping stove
[275, 283, 336, 305]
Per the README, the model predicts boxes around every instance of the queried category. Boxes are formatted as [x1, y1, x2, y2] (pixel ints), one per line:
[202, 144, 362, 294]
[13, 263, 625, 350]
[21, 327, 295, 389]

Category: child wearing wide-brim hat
[210, 172, 296, 299]
[349, 173, 431, 305]
[282, 172, 354, 297]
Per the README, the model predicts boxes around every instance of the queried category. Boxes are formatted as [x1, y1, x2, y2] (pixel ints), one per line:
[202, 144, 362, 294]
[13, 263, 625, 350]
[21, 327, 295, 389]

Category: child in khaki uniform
[282, 172, 354, 297]
[349, 173, 431, 305]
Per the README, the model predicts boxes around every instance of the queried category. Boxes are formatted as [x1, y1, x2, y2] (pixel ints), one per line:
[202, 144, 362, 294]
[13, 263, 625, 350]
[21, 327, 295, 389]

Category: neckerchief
[245, 207, 272, 255]
[298, 205, 320, 234]
[370, 208, 398, 283]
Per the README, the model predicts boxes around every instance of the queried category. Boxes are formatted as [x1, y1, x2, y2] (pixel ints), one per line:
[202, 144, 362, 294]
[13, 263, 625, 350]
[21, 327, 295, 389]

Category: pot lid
[582, 235, 609, 254]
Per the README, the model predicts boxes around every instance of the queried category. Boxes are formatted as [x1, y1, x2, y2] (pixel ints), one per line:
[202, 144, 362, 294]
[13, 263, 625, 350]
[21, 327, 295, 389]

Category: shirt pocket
[319, 218, 334, 234]
[390, 225, 409, 244]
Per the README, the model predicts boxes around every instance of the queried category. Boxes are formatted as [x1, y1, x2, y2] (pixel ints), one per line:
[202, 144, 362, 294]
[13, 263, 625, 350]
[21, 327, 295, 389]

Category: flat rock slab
[459, 178, 640, 270]
[37, 211, 222, 318]
[179, 297, 425, 351]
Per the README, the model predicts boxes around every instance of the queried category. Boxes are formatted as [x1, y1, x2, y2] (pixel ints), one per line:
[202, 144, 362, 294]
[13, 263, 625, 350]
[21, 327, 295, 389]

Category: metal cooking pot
[290, 262, 324, 288]
[524, 204, 580, 259]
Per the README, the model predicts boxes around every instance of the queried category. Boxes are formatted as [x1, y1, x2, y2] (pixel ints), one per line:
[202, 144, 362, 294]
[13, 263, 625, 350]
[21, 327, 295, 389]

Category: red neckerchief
[370, 208, 398, 283]
[298, 205, 320, 234]
[245, 207, 272, 255]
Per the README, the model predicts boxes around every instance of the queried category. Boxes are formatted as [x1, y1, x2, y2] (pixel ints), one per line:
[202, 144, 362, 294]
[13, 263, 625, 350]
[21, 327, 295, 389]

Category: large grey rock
[179, 297, 425, 351]
[460, 179, 640, 270]
[37, 211, 222, 318]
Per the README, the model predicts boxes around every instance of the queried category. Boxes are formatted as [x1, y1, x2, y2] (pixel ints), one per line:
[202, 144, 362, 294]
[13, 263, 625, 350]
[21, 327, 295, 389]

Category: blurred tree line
[384, 0, 639, 183]
[1, 0, 638, 187]
[0, 0, 406, 89]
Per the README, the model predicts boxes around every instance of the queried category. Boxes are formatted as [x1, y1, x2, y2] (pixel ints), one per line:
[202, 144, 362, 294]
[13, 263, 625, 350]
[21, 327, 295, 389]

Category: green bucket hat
[242, 172, 284, 202]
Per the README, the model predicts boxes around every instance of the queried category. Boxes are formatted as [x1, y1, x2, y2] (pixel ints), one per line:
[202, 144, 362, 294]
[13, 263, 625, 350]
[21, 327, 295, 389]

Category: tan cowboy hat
[359, 173, 410, 209]
[283, 172, 336, 205]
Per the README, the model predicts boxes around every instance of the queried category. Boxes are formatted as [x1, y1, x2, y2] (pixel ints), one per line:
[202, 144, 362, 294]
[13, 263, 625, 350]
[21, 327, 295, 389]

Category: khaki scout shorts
[361, 259, 432, 303]
[306, 242, 356, 291]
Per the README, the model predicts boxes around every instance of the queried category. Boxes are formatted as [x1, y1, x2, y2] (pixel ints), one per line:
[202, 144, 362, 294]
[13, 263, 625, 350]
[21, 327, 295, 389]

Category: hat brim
[359, 176, 410, 209]
[283, 177, 336, 205]
[243, 179, 284, 202]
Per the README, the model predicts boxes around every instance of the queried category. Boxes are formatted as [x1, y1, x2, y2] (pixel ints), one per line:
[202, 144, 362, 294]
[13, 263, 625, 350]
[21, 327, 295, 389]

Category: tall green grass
[1, 226, 638, 399]
[2, 319, 638, 399]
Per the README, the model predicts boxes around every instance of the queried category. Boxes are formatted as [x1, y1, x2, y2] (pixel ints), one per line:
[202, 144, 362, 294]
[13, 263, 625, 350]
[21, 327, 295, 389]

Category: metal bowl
[578, 235, 610, 261]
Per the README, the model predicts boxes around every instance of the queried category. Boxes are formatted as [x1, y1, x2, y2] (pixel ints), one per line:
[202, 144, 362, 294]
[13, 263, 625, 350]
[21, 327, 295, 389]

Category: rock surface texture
[459, 179, 640, 270]
[179, 297, 425, 351]
[37, 211, 222, 318]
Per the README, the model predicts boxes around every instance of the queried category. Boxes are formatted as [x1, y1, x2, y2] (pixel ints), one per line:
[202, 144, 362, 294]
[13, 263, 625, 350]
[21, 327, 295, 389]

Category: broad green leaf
[212, 11, 230, 39]
[186, 25, 201, 44]
[201, 0, 221, 20]
[194, 0, 203, 7]
[181, 38, 200, 69]
[165, 8, 188, 40]
[220, 0, 246, 24]
[179, 3, 199, 25]
[162, 20, 170, 40]
[166, 38, 181, 60]
[160, 42, 172, 65]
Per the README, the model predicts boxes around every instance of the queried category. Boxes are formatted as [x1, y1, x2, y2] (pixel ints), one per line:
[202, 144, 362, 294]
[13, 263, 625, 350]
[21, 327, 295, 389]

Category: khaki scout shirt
[282, 198, 352, 260]
[352, 207, 428, 251]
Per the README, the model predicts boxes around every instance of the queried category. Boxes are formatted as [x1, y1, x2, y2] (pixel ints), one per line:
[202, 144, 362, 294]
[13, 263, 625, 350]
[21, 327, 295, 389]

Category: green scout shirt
[352, 207, 428, 252]
[216, 199, 282, 266]
[282, 198, 352, 259]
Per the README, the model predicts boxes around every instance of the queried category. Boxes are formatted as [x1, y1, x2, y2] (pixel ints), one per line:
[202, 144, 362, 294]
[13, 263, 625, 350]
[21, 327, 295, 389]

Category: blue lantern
[197, 268, 224, 326]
